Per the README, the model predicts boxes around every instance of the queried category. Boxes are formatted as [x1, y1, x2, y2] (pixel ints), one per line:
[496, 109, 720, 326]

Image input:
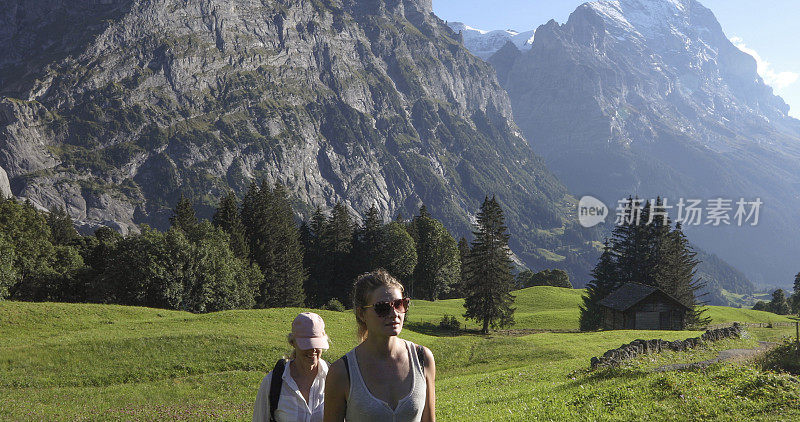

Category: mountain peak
[581, 0, 714, 39]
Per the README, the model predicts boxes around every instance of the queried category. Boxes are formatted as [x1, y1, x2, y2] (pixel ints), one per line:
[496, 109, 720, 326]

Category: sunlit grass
[2, 288, 799, 420]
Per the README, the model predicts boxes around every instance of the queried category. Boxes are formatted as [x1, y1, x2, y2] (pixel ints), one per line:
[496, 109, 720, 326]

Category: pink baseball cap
[292, 312, 329, 350]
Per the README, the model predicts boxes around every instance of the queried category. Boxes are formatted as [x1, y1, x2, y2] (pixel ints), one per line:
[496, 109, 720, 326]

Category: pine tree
[645, 197, 671, 283]
[46, 206, 77, 246]
[0, 232, 16, 299]
[768, 289, 791, 315]
[240, 182, 262, 262]
[792, 272, 800, 314]
[323, 202, 355, 305]
[353, 204, 382, 275]
[240, 181, 305, 307]
[258, 183, 306, 308]
[595, 196, 709, 329]
[212, 192, 249, 259]
[451, 236, 470, 298]
[794, 272, 800, 296]
[579, 240, 620, 331]
[655, 222, 709, 327]
[169, 195, 198, 234]
[613, 197, 656, 285]
[303, 206, 329, 307]
[462, 196, 516, 334]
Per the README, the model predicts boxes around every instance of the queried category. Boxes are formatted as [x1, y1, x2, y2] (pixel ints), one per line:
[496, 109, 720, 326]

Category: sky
[433, 0, 800, 118]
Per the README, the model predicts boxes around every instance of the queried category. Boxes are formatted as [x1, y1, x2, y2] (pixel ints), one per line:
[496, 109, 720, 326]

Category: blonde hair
[352, 269, 405, 342]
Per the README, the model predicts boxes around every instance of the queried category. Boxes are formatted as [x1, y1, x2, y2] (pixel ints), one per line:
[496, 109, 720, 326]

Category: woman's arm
[421, 346, 436, 422]
[323, 359, 349, 422]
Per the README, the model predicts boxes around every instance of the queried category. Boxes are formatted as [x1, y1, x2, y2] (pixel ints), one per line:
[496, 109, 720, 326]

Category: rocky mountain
[447, 22, 534, 59]
[0, 0, 600, 282]
[484, 0, 800, 286]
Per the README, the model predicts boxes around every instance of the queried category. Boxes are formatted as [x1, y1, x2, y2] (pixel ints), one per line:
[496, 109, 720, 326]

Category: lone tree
[768, 289, 791, 315]
[462, 196, 516, 334]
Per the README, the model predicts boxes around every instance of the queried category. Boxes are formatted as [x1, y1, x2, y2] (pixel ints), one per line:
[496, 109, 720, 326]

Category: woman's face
[292, 341, 323, 369]
[363, 286, 405, 338]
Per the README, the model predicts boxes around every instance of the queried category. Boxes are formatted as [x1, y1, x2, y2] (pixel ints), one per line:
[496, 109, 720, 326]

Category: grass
[2, 287, 800, 420]
[410, 286, 584, 331]
[705, 306, 796, 325]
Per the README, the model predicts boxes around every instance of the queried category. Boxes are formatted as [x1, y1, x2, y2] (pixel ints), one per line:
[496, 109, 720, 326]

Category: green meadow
[2, 286, 799, 421]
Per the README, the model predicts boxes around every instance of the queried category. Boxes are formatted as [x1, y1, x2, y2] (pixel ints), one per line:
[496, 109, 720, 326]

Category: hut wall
[627, 294, 687, 330]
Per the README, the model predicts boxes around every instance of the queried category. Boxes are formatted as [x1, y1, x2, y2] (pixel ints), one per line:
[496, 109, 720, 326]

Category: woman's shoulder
[403, 339, 432, 355]
[326, 356, 349, 385]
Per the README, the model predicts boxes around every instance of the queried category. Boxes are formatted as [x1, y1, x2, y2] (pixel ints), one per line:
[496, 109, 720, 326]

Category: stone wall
[590, 323, 742, 368]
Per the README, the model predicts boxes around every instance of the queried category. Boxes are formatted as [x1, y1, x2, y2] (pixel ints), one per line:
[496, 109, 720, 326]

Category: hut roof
[598, 282, 692, 312]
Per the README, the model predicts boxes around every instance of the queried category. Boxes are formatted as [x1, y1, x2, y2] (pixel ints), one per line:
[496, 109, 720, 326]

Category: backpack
[268, 358, 330, 422]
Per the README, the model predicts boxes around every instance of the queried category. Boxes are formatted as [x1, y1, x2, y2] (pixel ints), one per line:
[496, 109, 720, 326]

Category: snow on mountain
[586, 0, 713, 40]
[448, 21, 534, 59]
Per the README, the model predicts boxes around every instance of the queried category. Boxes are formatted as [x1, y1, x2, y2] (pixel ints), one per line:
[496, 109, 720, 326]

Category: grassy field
[2, 287, 799, 421]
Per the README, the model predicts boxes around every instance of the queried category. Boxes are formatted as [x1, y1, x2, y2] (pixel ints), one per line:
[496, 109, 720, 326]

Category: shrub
[322, 298, 346, 312]
[759, 339, 800, 375]
[439, 314, 461, 332]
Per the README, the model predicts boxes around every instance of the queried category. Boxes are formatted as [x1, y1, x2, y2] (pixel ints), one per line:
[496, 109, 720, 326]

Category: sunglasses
[362, 298, 410, 317]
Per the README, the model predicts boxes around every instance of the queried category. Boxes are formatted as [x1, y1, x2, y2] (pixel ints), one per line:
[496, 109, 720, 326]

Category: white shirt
[253, 359, 328, 422]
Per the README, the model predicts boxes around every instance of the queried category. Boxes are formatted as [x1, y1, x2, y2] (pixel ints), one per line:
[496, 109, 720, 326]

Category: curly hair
[352, 269, 405, 341]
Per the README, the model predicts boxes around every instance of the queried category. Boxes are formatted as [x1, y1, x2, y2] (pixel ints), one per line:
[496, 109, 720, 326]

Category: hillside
[2, 287, 798, 420]
[0, 0, 599, 282]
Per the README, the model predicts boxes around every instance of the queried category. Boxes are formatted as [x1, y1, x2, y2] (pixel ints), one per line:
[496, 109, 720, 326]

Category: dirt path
[653, 341, 775, 372]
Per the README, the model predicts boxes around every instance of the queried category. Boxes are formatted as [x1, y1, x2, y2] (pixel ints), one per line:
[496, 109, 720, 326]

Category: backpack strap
[416, 344, 426, 369]
[340, 355, 351, 412]
[341, 355, 350, 381]
[269, 359, 286, 422]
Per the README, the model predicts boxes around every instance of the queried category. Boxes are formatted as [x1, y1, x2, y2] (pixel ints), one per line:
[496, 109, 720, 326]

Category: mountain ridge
[0, 0, 599, 282]
[479, 0, 800, 286]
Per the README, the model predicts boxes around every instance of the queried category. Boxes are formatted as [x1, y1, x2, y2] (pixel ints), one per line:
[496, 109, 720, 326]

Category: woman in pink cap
[253, 312, 330, 422]
[324, 269, 436, 422]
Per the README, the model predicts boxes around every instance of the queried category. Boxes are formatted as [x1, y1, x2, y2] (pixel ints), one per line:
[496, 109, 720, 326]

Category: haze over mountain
[446, 22, 534, 59]
[0, 0, 600, 283]
[461, 0, 800, 287]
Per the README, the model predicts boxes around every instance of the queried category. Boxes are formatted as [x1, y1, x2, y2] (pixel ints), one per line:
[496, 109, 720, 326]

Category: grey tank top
[345, 339, 426, 422]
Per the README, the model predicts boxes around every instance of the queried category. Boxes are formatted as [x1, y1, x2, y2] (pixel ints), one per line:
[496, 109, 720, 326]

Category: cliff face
[489, 0, 800, 284]
[0, 165, 10, 198]
[0, 0, 596, 278]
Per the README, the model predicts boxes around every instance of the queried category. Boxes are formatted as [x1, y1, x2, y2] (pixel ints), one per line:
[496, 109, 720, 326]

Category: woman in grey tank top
[324, 269, 436, 422]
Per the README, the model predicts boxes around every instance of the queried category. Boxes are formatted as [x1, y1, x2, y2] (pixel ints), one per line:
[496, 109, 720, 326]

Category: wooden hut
[598, 283, 691, 330]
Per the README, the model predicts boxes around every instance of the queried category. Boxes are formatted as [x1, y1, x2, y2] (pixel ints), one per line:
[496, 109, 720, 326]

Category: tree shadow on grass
[404, 321, 470, 337]
[552, 366, 651, 394]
